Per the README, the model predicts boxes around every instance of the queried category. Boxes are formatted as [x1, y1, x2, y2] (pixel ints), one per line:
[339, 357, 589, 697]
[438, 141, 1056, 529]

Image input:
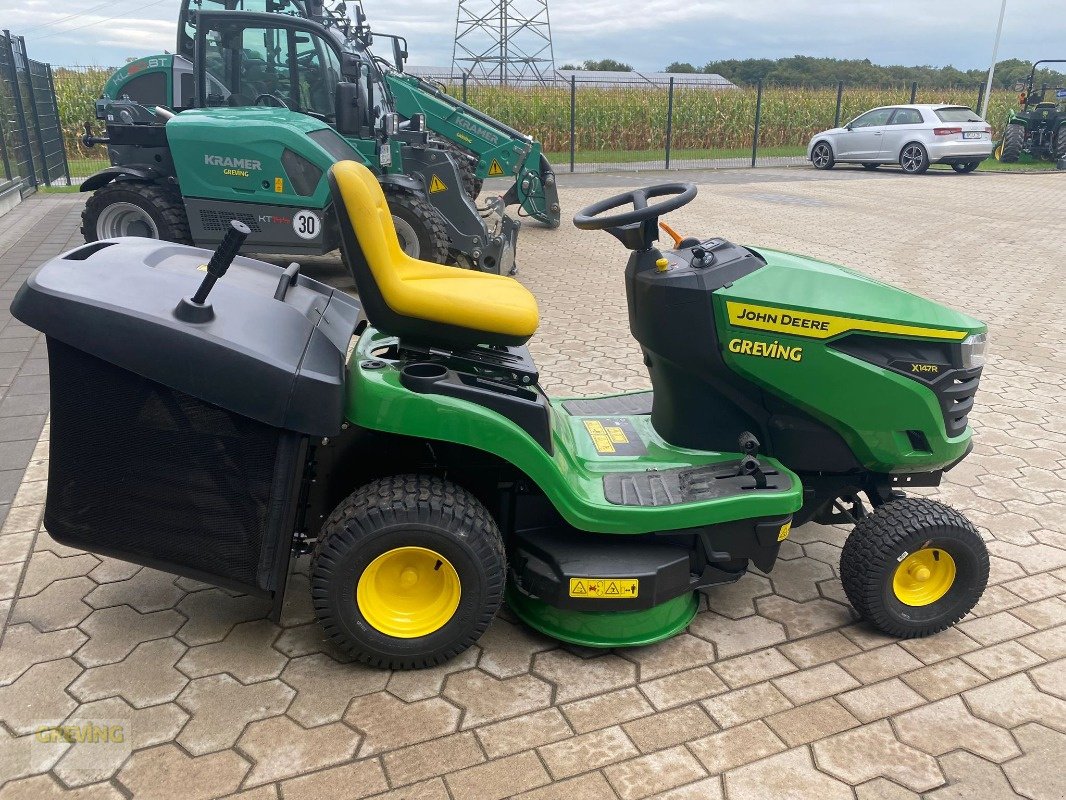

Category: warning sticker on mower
[569, 578, 639, 599]
[581, 418, 647, 456]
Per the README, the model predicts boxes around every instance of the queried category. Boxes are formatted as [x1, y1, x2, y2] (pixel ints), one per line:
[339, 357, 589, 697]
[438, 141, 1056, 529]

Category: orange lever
[659, 221, 684, 248]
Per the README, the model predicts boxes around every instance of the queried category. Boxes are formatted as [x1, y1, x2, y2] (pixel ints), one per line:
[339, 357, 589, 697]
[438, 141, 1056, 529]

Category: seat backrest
[327, 160, 411, 331]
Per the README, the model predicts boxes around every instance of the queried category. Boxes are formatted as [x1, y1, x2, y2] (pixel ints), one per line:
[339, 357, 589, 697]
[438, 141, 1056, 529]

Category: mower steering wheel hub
[573, 182, 698, 231]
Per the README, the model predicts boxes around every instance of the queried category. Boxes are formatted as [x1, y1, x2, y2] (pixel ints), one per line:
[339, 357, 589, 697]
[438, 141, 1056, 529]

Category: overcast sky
[8, 0, 1064, 72]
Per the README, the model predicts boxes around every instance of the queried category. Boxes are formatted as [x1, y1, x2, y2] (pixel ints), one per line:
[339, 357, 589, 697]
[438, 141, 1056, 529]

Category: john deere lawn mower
[100, 0, 561, 227]
[996, 59, 1066, 163]
[13, 164, 989, 668]
[83, 10, 519, 273]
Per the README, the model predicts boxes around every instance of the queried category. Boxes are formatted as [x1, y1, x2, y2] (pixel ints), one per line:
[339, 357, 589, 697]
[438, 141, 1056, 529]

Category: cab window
[889, 108, 924, 125]
[850, 108, 894, 128]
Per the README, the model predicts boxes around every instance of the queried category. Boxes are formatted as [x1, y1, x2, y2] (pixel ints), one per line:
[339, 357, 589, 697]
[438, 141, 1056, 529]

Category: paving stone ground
[0, 167, 1064, 799]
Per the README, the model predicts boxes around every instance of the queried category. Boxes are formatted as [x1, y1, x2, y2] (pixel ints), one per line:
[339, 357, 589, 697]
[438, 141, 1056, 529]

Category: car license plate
[963, 132, 983, 139]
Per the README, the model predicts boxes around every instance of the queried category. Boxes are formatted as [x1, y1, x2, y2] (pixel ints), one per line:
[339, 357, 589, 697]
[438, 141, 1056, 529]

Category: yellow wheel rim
[357, 547, 461, 638]
[893, 548, 956, 607]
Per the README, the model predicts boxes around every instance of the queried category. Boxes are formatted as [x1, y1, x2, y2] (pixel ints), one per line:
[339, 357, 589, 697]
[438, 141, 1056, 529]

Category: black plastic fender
[377, 172, 424, 194]
[80, 165, 165, 192]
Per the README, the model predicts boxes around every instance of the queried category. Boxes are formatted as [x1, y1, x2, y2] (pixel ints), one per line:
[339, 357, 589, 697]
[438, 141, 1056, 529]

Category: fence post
[462, 72, 468, 103]
[20, 37, 49, 187]
[975, 83, 985, 116]
[909, 81, 918, 104]
[664, 76, 675, 170]
[751, 80, 763, 168]
[569, 75, 576, 173]
[834, 81, 844, 127]
[2, 30, 37, 188]
[46, 64, 70, 186]
[0, 112, 12, 182]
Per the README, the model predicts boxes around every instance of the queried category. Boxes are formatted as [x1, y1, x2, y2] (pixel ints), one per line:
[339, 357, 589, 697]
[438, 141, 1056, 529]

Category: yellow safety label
[583, 420, 615, 454]
[196, 264, 209, 272]
[488, 158, 506, 177]
[274, 177, 284, 193]
[777, 521, 792, 542]
[606, 426, 629, 444]
[429, 175, 448, 193]
[569, 578, 639, 599]
[725, 301, 968, 341]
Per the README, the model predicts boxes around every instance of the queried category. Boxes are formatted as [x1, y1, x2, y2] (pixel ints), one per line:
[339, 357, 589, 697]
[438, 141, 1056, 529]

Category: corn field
[52, 66, 1016, 172]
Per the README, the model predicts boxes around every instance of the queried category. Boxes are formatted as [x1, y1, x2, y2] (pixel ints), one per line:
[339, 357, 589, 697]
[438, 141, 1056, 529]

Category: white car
[807, 104, 994, 174]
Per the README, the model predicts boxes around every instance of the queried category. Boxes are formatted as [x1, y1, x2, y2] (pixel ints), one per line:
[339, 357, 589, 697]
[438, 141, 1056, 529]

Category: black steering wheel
[573, 183, 697, 231]
[254, 93, 290, 109]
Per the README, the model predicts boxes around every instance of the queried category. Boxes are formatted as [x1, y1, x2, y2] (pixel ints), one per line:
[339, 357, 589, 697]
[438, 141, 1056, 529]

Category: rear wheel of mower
[840, 498, 988, 638]
[811, 142, 835, 169]
[951, 160, 980, 173]
[81, 182, 191, 244]
[1000, 124, 1024, 163]
[382, 184, 449, 264]
[899, 142, 930, 174]
[310, 475, 506, 669]
[431, 138, 484, 201]
[861, 162, 881, 170]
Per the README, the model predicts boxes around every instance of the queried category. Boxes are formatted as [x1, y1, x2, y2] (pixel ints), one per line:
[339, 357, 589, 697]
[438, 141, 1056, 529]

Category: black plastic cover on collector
[11, 238, 361, 437]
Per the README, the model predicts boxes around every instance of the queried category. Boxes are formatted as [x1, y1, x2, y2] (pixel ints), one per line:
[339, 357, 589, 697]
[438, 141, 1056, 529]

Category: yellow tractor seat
[328, 161, 539, 349]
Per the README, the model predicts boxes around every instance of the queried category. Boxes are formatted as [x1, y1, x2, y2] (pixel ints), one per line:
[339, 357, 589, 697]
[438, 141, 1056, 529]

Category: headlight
[960, 333, 988, 369]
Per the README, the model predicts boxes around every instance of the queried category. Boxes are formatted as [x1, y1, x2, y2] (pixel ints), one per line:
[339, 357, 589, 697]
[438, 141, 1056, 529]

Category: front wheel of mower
[81, 181, 192, 244]
[310, 475, 506, 669]
[840, 498, 988, 638]
[382, 184, 449, 264]
[951, 160, 980, 173]
[1000, 124, 1024, 163]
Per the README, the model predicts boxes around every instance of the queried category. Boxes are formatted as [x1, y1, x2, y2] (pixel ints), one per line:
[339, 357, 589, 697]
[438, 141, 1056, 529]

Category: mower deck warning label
[581, 418, 647, 456]
[569, 578, 639, 599]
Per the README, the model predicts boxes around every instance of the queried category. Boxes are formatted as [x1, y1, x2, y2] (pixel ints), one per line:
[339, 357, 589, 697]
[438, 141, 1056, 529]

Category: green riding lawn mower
[14, 163, 990, 668]
[995, 59, 1066, 164]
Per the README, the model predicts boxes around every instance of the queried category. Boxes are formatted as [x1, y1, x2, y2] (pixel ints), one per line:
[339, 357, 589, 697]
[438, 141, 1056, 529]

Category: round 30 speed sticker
[293, 209, 321, 240]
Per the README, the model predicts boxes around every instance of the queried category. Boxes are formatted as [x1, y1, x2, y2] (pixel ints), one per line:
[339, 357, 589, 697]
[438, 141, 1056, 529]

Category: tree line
[562, 56, 1066, 89]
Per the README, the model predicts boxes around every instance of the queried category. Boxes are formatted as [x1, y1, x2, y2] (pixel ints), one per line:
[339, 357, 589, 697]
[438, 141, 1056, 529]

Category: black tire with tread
[431, 138, 484, 200]
[840, 498, 988, 638]
[951, 160, 980, 173]
[811, 141, 835, 170]
[81, 181, 191, 244]
[1000, 124, 1025, 163]
[898, 141, 930, 174]
[1055, 125, 1066, 161]
[861, 162, 880, 170]
[310, 474, 506, 669]
[382, 184, 449, 264]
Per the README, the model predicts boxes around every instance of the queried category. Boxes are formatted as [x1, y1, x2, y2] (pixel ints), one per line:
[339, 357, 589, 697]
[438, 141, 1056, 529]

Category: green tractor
[101, 0, 560, 228]
[84, 10, 519, 273]
[14, 162, 991, 668]
[996, 59, 1066, 163]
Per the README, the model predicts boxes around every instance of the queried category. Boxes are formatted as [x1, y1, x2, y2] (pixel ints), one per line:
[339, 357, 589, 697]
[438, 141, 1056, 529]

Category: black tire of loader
[431, 138, 484, 200]
[840, 497, 988, 638]
[1055, 125, 1066, 161]
[81, 182, 192, 245]
[1000, 124, 1025, 163]
[310, 474, 506, 670]
[383, 184, 450, 264]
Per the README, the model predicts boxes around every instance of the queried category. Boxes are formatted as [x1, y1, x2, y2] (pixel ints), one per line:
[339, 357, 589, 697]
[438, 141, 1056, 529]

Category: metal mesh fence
[42, 64, 1015, 186]
[0, 30, 70, 191]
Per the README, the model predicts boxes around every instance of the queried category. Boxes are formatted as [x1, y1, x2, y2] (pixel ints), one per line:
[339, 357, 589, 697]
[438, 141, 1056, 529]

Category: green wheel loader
[14, 162, 991, 669]
[100, 0, 561, 228]
[84, 10, 519, 273]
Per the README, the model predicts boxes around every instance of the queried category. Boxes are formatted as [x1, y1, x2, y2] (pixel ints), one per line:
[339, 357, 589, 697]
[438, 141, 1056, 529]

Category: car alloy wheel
[899, 143, 929, 174]
[811, 143, 834, 169]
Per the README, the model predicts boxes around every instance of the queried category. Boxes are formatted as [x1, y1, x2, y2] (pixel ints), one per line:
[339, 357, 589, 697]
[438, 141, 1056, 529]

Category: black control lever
[81, 121, 109, 148]
[174, 220, 249, 322]
[737, 432, 768, 489]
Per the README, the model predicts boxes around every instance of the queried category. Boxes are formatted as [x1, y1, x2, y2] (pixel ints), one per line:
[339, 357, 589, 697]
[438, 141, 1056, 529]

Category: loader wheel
[310, 474, 506, 669]
[840, 498, 988, 638]
[382, 184, 449, 264]
[432, 138, 484, 200]
[1000, 124, 1024, 163]
[1055, 125, 1066, 161]
[81, 182, 191, 244]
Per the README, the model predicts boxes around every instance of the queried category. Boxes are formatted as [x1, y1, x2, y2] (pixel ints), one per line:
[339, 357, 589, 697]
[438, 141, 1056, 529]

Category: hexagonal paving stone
[280, 652, 388, 726]
[0, 658, 82, 734]
[236, 715, 361, 787]
[69, 638, 188, 708]
[177, 673, 294, 755]
[443, 668, 552, 728]
[725, 747, 853, 800]
[812, 720, 944, 792]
